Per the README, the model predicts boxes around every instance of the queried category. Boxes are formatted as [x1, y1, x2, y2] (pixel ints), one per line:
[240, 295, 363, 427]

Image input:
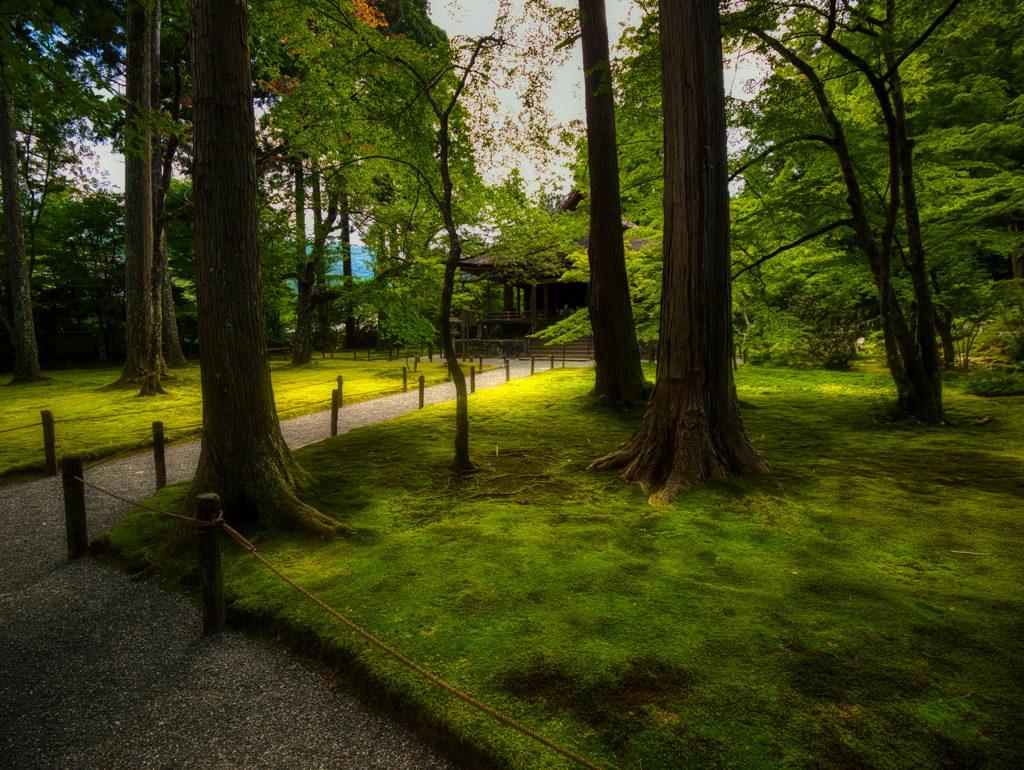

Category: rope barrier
[82, 433, 155, 472]
[72, 477, 605, 770]
[0, 421, 42, 433]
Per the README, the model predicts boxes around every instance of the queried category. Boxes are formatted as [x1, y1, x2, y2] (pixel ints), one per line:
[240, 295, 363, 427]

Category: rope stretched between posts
[72, 477, 606, 770]
[82, 433, 156, 472]
[0, 421, 42, 433]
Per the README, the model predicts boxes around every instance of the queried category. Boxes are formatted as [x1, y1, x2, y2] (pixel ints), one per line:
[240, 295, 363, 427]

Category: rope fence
[3, 360, 503, 479]
[59, 467, 605, 770]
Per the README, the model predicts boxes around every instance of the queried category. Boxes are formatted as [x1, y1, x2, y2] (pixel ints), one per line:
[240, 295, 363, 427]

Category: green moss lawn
[103, 363, 1023, 769]
[0, 353, 479, 482]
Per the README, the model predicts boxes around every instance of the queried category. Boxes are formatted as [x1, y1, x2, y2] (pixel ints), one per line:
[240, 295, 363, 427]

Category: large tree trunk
[590, 0, 768, 504]
[142, 0, 167, 390]
[159, 233, 187, 365]
[0, 59, 45, 384]
[183, 0, 337, 534]
[578, 0, 647, 403]
[117, 1, 156, 391]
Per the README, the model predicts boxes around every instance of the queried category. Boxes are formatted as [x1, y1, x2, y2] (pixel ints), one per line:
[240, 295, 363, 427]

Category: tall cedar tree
[578, 0, 648, 402]
[184, 0, 338, 533]
[117, 0, 161, 392]
[590, 0, 768, 503]
[0, 55, 45, 384]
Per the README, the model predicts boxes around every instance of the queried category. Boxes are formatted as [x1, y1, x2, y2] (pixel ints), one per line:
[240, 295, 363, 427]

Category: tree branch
[732, 219, 855, 279]
[728, 134, 835, 182]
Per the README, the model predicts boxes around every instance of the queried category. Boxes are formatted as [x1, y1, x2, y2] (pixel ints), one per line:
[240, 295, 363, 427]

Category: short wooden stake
[331, 389, 339, 436]
[353, 350, 357, 361]
[418, 375, 425, 409]
[153, 421, 166, 490]
[550, 354, 555, 370]
[41, 409, 57, 476]
[195, 493, 225, 636]
[429, 347, 433, 362]
[403, 366, 408, 393]
[61, 454, 88, 559]
[504, 360, 510, 382]
[414, 356, 419, 372]
[337, 375, 343, 405]
[470, 366, 476, 394]
[530, 356, 535, 375]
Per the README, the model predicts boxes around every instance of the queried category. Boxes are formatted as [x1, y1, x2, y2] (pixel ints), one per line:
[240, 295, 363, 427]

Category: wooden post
[550, 354, 555, 370]
[337, 375, 343, 406]
[353, 350, 357, 361]
[61, 454, 88, 559]
[153, 421, 166, 490]
[418, 375, 425, 409]
[429, 347, 433, 362]
[195, 493, 225, 636]
[504, 360, 510, 382]
[41, 410, 57, 476]
[470, 366, 476, 394]
[403, 366, 408, 393]
[562, 345, 566, 367]
[478, 355, 483, 371]
[414, 356, 419, 372]
[331, 389, 339, 437]
[530, 356, 535, 375]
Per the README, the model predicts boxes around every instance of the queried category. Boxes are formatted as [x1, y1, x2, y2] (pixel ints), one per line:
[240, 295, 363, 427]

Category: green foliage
[106, 364, 1024, 769]
[529, 307, 592, 344]
[964, 373, 1024, 398]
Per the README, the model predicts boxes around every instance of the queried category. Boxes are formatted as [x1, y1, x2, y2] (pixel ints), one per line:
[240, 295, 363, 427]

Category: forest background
[1, 0, 1022, 387]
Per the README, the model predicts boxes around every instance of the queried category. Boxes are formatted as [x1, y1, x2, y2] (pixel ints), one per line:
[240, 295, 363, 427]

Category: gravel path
[0, 357, 592, 769]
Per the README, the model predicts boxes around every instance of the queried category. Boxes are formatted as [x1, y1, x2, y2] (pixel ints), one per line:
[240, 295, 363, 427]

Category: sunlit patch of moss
[0, 357, 487, 481]
[105, 363, 1024, 770]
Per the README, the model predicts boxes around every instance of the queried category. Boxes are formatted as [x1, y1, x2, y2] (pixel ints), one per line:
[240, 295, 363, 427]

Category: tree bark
[885, 43, 943, 417]
[0, 56, 45, 384]
[182, 0, 338, 534]
[118, 1, 156, 390]
[578, 0, 647, 403]
[159, 231, 187, 365]
[142, 0, 167, 390]
[590, 0, 768, 504]
[341, 202, 355, 348]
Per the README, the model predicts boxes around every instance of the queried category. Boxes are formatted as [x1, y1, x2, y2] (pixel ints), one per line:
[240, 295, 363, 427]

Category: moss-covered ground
[102, 363, 1023, 769]
[0, 353, 481, 483]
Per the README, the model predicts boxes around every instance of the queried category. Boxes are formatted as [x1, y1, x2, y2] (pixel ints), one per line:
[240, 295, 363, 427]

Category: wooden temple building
[457, 189, 646, 341]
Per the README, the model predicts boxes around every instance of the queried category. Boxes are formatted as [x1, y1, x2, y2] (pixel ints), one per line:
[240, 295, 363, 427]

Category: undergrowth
[101, 363, 1024, 769]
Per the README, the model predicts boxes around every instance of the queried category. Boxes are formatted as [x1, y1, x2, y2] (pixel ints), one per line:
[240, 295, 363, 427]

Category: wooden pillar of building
[503, 280, 514, 313]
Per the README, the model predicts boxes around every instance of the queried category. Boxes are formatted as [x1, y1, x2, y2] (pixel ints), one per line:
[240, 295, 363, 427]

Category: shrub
[964, 374, 1024, 398]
